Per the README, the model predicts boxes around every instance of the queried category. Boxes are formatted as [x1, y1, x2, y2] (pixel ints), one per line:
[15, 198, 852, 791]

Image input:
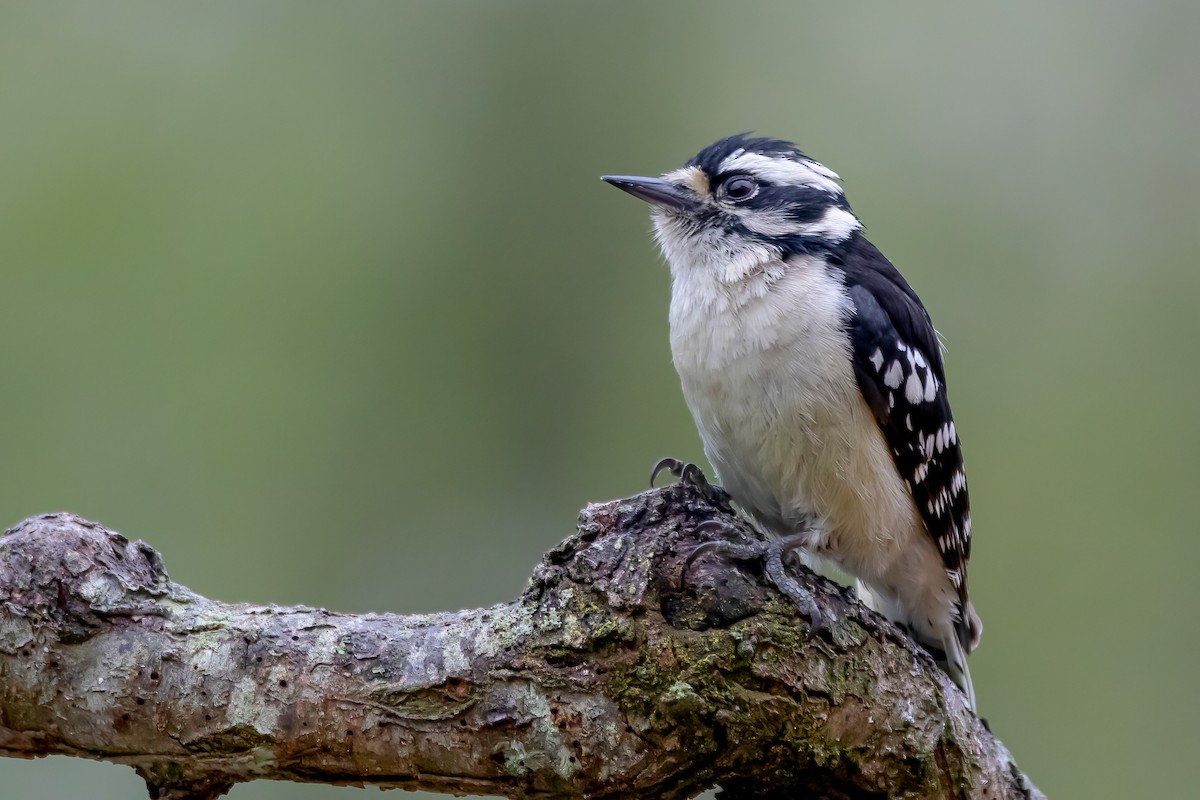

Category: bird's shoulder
[831, 232, 944, 376]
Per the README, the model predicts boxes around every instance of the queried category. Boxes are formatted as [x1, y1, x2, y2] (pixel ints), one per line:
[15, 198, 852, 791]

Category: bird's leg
[686, 520, 826, 634]
[649, 457, 732, 508]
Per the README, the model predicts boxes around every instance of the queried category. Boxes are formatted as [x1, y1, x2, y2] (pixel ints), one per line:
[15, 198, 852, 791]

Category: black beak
[601, 175, 698, 212]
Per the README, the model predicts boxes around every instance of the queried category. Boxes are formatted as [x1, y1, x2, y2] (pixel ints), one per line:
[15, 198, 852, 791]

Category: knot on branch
[527, 485, 853, 637]
[1, 513, 176, 650]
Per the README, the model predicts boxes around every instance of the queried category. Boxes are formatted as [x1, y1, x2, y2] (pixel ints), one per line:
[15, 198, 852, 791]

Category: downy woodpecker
[603, 134, 981, 708]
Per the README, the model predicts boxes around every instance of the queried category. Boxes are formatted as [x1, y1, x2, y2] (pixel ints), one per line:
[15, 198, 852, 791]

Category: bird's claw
[685, 520, 826, 635]
[650, 456, 702, 486]
[650, 457, 732, 508]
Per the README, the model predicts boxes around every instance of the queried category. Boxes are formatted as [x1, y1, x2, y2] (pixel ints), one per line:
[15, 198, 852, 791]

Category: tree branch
[0, 488, 1042, 799]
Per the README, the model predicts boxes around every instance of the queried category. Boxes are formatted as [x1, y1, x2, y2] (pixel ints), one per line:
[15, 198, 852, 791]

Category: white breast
[666, 252, 923, 584]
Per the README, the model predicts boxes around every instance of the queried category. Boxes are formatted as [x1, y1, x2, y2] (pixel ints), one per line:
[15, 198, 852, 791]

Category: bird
[602, 134, 981, 709]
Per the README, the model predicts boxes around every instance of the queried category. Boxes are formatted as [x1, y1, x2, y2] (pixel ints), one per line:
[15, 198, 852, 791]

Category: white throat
[652, 209, 780, 286]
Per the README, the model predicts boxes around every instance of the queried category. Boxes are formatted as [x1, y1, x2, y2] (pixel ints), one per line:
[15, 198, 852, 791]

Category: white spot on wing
[905, 373, 924, 404]
[870, 348, 884, 371]
[883, 360, 903, 389]
[923, 371, 937, 402]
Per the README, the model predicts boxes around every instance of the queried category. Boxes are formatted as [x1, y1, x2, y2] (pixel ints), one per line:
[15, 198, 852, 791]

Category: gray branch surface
[0, 487, 1042, 800]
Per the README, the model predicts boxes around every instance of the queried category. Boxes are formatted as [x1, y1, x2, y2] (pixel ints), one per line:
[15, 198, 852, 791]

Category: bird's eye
[724, 176, 757, 201]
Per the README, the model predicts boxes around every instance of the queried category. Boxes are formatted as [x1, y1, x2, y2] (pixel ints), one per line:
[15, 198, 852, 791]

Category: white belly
[668, 256, 924, 585]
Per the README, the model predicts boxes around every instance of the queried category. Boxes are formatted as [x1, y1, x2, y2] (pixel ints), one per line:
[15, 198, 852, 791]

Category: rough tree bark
[0, 486, 1042, 800]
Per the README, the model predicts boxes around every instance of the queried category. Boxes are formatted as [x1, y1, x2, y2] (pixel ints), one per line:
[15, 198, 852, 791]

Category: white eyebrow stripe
[716, 152, 843, 194]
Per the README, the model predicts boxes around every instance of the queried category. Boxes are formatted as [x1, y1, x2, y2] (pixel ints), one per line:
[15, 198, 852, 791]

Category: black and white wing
[836, 233, 974, 649]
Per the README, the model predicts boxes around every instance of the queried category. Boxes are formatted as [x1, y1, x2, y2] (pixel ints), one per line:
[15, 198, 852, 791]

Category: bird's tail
[856, 581, 978, 710]
[937, 633, 976, 711]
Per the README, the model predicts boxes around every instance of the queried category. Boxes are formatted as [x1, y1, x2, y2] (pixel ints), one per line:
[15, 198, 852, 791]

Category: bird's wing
[837, 234, 974, 649]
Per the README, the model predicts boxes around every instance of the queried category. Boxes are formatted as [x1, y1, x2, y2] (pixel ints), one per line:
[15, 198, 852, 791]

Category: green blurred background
[2, 2, 1196, 798]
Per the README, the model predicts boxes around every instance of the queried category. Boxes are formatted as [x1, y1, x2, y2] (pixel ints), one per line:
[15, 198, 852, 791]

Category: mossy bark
[0, 488, 1042, 799]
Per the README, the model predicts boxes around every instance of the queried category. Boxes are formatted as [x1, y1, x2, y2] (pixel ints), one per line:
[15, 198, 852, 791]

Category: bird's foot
[686, 520, 826, 634]
[650, 457, 732, 508]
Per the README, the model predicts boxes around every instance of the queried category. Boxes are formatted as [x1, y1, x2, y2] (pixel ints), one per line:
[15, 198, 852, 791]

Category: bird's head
[604, 134, 861, 283]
